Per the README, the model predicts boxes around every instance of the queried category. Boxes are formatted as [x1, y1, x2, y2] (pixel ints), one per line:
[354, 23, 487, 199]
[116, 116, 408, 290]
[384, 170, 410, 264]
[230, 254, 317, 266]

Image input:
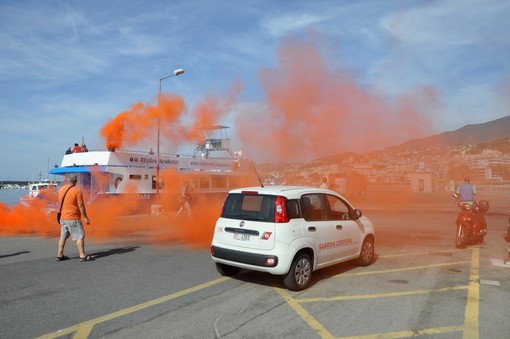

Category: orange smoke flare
[100, 95, 186, 150]
[235, 35, 436, 163]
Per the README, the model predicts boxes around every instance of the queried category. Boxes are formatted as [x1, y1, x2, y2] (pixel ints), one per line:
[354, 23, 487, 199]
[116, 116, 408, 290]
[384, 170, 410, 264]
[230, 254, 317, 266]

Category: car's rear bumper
[211, 245, 279, 268]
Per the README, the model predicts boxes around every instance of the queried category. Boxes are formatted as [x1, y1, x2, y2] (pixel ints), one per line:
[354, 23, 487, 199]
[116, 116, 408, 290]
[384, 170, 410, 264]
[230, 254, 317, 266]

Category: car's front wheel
[358, 237, 375, 266]
[215, 263, 241, 276]
[284, 253, 312, 291]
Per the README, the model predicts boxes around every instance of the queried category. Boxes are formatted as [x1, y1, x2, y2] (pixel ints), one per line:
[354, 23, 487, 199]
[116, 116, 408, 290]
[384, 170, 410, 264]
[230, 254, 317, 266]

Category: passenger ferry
[48, 126, 258, 213]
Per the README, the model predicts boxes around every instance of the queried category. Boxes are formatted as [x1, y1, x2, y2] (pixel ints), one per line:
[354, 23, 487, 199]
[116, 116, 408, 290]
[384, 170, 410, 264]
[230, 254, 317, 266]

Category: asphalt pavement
[1, 191, 510, 338]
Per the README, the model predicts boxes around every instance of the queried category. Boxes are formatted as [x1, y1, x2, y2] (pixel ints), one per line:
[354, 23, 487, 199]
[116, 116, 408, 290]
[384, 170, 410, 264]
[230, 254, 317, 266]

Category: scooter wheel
[455, 223, 468, 249]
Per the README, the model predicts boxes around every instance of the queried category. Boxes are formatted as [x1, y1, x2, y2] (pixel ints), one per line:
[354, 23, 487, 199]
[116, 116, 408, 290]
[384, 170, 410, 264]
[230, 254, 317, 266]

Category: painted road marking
[36, 277, 230, 339]
[489, 258, 510, 268]
[479, 279, 500, 286]
[277, 248, 480, 339]
[333, 260, 470, 277]
[275, 288, 335, 339]
[463, 247, 479, 339]
[36, 249, 480, 339]
[298, 285, 468, 303]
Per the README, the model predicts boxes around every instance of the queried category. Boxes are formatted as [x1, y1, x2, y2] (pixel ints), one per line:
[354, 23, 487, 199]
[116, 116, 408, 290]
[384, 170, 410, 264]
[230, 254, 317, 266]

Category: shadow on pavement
[91, 246, 139, 259]
[0, 251, 31, 259]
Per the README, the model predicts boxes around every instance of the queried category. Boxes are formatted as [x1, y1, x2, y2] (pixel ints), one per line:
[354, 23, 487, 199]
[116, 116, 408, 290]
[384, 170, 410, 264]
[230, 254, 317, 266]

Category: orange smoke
[1, 33, 442, 248]
[101, 94, 186, 150]
[0, 201, 59, 237]
[235, 35, 436, 163]
[0, 176, 226, 249]
[100, 83, 242, 150]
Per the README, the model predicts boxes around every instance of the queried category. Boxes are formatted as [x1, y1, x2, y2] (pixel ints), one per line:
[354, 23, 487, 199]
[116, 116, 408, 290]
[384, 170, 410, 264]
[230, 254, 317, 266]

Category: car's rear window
[222, 193, 275, 222]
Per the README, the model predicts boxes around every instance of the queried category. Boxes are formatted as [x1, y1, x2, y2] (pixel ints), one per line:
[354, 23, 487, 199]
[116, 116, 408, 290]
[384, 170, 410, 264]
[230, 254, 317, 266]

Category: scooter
[452, 193, 488, 249]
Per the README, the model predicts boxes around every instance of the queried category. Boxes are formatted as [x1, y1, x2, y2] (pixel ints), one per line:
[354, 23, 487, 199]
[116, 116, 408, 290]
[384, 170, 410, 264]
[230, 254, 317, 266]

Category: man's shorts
[60, 219, 85, 241]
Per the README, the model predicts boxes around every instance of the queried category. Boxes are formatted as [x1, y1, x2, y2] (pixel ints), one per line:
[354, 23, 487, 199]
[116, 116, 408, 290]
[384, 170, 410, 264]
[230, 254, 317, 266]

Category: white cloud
[382, 0, 510, 46]
[261, 13, 329, 37]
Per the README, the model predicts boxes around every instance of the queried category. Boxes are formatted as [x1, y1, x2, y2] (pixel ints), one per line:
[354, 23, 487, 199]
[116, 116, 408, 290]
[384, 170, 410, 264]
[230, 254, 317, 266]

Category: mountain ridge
[386, 115, 510, 152]
[315, 115, 510, 163]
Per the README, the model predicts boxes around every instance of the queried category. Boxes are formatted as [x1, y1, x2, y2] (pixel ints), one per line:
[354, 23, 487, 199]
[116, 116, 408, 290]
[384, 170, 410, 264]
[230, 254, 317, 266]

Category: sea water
[0, 189, 27, 206]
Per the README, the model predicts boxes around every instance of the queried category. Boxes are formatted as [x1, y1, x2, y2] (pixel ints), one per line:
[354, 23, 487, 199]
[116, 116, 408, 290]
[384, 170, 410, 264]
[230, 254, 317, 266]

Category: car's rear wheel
[284, 253, 312, 291]
[358, 237, 375, 266]
[215, 263, 241, 276]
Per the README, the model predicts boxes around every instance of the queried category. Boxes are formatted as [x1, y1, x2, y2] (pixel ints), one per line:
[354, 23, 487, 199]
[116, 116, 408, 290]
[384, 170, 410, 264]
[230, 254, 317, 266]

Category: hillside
[314, 115, 510, 163]
[387, 115, 510, 152]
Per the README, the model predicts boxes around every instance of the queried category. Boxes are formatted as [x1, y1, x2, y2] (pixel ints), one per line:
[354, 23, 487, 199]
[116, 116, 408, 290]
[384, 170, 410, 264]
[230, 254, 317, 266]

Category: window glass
[151, 175, 163, 189]
[300, 194, 324, 221]
[325, 194, 350, 220]
[222, 193, 275, 222]
[286, 199, 300, 219]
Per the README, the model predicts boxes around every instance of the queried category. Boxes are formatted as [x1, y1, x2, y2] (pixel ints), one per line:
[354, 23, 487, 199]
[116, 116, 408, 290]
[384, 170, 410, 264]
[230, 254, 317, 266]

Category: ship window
[129, 175, 142, 180]
[151, 175, 163, 189]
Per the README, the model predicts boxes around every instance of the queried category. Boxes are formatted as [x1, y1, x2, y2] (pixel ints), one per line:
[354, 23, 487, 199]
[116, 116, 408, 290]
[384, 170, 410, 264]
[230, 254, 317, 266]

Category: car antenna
[251, 162, 264, 187]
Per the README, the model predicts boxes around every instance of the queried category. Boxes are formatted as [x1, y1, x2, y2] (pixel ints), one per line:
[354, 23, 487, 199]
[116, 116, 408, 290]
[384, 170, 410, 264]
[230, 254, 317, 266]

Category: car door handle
[336, 225, 343, 230]
[308, 226, 316, 232]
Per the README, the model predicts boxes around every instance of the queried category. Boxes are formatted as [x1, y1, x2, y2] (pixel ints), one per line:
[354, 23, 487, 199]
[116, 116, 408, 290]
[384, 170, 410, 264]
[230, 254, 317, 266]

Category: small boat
[20, 179, 60, 207]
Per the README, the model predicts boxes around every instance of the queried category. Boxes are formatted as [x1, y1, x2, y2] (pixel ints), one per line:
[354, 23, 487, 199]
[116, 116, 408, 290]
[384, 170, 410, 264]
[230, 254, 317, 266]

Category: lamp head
[173, 68, 185, 76]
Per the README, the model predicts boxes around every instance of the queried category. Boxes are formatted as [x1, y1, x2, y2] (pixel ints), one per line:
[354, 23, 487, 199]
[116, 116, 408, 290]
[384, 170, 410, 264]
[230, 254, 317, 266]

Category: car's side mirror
[352, 209, 362, 220]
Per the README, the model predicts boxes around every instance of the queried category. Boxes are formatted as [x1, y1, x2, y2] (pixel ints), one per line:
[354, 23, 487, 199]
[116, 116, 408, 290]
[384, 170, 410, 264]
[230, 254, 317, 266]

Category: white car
[210, 186, 376, 291]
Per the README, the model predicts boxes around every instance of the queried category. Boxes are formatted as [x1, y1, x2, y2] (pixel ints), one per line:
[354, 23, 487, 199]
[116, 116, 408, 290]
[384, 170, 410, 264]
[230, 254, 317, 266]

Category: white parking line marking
[489, 258, 510, 268]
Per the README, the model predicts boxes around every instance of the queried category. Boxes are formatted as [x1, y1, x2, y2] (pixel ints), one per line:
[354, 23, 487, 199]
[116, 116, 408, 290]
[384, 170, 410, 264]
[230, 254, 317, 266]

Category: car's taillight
[274, 195, 290, 223]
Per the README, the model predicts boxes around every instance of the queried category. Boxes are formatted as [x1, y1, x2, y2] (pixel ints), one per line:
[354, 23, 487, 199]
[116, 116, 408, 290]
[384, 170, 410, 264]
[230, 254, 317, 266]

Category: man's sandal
[56, 255, 70, 261]
[79, 255, 94, 262]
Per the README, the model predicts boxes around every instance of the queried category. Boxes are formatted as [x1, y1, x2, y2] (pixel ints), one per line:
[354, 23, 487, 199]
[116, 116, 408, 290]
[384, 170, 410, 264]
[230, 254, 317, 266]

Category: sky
[1, 0, 509, 181]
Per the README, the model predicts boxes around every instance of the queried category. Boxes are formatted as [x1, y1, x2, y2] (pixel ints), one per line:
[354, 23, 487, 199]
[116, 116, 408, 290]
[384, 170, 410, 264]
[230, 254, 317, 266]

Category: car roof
[228, 185, 338, 199]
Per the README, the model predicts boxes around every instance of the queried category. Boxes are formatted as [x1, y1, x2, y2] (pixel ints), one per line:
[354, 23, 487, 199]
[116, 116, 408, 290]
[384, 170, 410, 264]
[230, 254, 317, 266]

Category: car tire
[358, 237, 375, 266]
[284, 253, 312, 291]
[215, 263, 241, 276]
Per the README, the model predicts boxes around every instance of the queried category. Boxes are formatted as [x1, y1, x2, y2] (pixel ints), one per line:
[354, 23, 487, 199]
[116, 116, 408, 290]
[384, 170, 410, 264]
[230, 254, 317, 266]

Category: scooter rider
[456, 177, 476, 205]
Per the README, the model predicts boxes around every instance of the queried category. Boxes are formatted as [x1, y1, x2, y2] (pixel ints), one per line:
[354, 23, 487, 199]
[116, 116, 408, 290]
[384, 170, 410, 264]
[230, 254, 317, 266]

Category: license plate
[233, 233, 250, 241]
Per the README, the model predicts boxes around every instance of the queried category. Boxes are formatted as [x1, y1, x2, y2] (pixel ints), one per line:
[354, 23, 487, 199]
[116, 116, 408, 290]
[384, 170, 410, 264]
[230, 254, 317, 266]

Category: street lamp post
[157, 68, 185, 199]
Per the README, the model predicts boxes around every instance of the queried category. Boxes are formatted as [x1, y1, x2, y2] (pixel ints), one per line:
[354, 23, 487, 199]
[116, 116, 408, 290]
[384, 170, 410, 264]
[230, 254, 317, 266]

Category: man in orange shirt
[56, 174, 93, 261]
